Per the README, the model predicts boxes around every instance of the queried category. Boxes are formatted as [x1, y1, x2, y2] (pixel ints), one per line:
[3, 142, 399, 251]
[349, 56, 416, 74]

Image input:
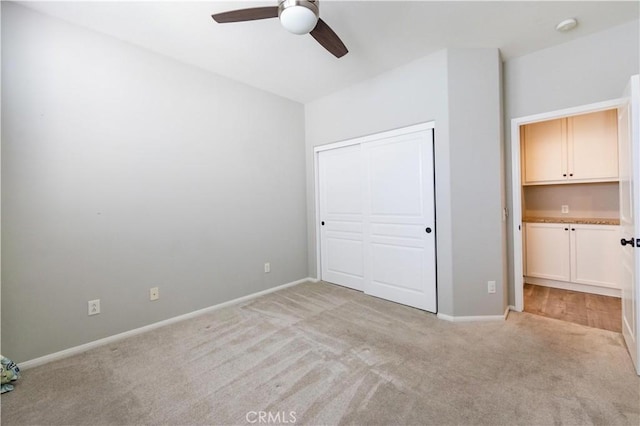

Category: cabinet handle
[569, 173, 573, 177]
[564, 228, 569, 231]
[571, 228, 575, 231]
[562, 174, 567, 177]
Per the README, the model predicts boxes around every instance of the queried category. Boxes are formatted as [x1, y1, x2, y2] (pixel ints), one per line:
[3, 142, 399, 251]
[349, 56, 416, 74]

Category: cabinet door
[570, 224, 621, 289]
[522, 118, 567, 184]
[568, 109, 618, 181]
[525, 223, 571, 281]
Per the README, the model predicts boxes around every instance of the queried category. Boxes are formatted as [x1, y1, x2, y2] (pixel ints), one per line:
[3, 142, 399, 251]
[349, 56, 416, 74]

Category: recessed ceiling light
[556, 18, 578, 32]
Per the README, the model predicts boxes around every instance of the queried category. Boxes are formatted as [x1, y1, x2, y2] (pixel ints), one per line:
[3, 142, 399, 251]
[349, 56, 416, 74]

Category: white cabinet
[525, 223, 571, 281]
[522, 118, 566, 185]
[569, 110, 619, 181]
[525, 222, 620, 290]
[522, 109, 618, 185]
[571, 224, 621, 289]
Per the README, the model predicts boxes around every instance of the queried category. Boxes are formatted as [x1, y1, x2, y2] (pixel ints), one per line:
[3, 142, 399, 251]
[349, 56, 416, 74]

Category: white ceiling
[18, 1, 640, 103]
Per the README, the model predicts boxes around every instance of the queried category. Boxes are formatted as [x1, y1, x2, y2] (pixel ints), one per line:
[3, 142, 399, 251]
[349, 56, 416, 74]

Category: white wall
[1, 3, 308, 362]
[504, 20, 640, 305]
[306, 48, 505, 317]
[505, 20, 640, 120]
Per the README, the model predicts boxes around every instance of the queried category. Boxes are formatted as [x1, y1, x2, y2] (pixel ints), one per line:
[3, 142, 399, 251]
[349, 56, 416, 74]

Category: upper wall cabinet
[522, 109, 618, 185]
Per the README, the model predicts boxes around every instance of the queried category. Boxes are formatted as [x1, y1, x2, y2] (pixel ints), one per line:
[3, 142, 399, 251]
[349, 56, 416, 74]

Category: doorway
[516, 107, 622, 332]
[510, 78, 640, 375]
[511, 99, 624, 312]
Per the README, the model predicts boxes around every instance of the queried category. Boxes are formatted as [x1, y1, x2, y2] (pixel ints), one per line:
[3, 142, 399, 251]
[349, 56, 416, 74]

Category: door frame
[313, 121, 435, 281]
[510, 99, 624, 312]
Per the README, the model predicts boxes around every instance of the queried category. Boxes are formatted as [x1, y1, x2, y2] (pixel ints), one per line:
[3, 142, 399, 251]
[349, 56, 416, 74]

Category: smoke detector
[556, 18, 578, 32]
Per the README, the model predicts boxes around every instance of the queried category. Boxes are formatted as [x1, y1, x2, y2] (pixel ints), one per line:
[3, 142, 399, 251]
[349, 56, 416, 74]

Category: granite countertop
[523, 217, 620, 225]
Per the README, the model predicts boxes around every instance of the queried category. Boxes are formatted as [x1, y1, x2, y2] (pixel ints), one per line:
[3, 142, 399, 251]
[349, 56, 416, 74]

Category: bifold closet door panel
[318, 145, 365, 291]
[362, 131, 437, 312]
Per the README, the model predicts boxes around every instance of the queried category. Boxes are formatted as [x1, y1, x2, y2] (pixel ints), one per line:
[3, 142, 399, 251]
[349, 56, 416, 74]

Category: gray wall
[2, 3, 308, 362]
[504, 20, 640, 305]
[7, 2, 633, 363]
[305, 49, 505, 317]
[447, 49, 505, 316]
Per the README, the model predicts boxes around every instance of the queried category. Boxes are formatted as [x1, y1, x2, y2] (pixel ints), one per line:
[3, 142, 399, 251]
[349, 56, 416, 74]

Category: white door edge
[619, 74, 640, 375]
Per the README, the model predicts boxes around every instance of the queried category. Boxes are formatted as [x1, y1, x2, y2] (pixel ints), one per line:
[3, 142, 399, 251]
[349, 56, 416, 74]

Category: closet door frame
[313, 121, 435, 292]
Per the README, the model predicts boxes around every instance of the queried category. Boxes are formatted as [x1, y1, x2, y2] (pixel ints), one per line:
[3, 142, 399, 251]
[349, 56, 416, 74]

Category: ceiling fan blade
[212, 7, 279, 24]
[310, 18, 348, 58]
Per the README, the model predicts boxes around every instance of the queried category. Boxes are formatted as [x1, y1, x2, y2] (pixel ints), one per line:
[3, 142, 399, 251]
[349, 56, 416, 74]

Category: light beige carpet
[2, 281, 639, 425]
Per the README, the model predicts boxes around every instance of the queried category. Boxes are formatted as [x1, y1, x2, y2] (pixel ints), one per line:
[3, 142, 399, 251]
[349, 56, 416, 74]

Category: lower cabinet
[525, 222, 620, 290]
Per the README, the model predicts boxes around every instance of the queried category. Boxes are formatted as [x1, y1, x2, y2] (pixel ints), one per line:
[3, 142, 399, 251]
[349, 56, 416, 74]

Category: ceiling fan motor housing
[278, 0, 320, 35]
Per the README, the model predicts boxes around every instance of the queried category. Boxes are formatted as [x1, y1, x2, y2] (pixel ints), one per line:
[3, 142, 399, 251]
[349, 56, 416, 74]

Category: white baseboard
[504, 306, 511, 319]
[437, 306, 510, 323]
[20, 277, 312, 370]
[508, 304, 519, 313]
[525, 276, 621, 298]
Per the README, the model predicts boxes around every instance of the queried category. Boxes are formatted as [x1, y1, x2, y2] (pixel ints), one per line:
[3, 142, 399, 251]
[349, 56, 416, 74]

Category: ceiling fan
[211, 0, 348, 58]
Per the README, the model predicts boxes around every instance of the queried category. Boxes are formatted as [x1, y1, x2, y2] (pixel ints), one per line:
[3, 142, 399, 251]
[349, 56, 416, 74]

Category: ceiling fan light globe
[280, 6, 318, 35]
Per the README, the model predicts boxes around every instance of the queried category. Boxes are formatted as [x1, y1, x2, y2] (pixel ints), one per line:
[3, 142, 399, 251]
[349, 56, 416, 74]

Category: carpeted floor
[2, 281, 639, 425]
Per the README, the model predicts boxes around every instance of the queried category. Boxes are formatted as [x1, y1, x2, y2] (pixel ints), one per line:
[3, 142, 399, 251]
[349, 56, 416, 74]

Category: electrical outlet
[150, 287, 159, 301]
[487, 281, 496, 294]
[88, 299, 100, 316]
[264, 262, 271, 273]
[561, 205, 569, 214]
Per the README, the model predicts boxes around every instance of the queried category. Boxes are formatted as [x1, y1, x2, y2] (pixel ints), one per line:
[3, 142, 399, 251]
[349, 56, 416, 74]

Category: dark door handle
[321, 221, 325, 226]
[621, 238, 635, 247]
[425, 227, 432, 234]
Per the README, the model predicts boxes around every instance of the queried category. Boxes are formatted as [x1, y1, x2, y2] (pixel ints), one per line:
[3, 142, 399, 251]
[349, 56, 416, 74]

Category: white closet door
[363, 131, 437, 312]
[319, 145, 364, 291]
